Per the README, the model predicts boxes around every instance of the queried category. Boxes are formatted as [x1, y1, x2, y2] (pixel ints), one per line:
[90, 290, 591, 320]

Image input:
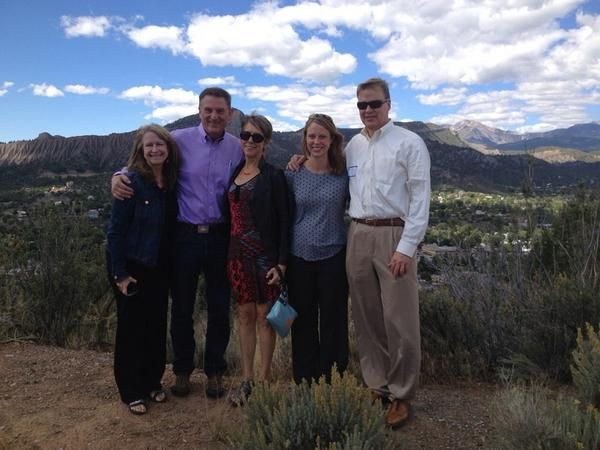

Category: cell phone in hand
[126, 281, 138, 296]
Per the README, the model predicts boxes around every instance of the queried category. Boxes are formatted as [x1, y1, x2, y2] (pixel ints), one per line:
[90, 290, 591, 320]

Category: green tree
[3, 203, 112, 346]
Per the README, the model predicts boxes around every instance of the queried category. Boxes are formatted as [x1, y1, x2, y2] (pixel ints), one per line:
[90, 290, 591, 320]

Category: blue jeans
[170, 226, 231, 377]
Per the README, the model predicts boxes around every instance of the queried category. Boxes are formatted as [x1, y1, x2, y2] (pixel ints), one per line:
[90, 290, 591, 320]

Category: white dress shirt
[345, 120, 431, 257]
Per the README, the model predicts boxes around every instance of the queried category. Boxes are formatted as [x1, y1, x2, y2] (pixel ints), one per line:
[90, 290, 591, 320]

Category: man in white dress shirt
[345, 77, 431, 428]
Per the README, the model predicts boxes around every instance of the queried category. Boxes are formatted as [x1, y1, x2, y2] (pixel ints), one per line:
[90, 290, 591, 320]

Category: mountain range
[0, 112, 599, 192]
[450, 120, 600, 163]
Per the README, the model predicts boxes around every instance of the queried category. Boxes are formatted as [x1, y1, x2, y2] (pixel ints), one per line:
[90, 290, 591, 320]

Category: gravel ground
[0, 342, 497, 449]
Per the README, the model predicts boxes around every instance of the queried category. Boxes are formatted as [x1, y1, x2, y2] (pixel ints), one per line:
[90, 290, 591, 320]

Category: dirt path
[0, 343, 497, 449]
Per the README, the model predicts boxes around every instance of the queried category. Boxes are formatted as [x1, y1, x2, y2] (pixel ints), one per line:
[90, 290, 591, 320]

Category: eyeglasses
[356, 99, 388, 110]
[240, 131, 265, 143]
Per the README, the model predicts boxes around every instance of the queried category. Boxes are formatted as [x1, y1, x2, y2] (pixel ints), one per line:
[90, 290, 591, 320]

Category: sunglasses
[240, 131, 265, 143]
[356, 99, 388, 110]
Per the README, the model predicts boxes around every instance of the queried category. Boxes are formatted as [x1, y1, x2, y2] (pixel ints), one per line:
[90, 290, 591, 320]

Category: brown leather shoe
[370, 390, 391, 409]
[385, 399, 410, 429]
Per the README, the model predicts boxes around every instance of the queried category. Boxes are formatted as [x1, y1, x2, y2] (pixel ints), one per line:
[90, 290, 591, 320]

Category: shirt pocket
[373, 151, 398, 187]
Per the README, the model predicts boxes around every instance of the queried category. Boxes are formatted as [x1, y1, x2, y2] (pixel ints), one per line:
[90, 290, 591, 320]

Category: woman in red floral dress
[226, 114, 289, 406]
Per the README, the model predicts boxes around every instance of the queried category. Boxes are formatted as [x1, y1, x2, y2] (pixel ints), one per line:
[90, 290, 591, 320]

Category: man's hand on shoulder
[286, 154, 307, 171]
[388, 251, 412, 278]
[111, 174, 134, 200]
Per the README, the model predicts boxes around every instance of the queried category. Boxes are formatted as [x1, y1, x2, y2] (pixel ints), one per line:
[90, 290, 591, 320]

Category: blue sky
[1, 0, 599, 142]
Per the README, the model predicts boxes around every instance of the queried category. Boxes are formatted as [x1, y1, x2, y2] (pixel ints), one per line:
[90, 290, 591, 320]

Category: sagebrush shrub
[572, 323, 600, 407]
[492, 385, 600, 450]
[230, 370, 392, 450]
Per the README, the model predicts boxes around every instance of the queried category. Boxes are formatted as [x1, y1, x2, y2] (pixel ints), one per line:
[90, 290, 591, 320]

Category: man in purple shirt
[112, 87, 242, 399]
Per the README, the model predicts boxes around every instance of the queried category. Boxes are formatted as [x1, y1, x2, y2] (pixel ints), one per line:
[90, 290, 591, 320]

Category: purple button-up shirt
[172, 125, 242, 225]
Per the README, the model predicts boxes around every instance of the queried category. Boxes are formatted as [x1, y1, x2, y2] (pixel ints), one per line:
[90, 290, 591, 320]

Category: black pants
[170, 227, 231, 377]
[112, 259, 169, 404]
[287, 248, 349, 384]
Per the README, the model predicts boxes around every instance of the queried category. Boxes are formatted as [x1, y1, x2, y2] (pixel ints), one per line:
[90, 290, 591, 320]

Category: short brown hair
[302, 113, 345, 176]
[127, 124, 180, 190]
[242, 113, 273, 146]
[356, 77, 390, 100]
[198, 87, 231, 108]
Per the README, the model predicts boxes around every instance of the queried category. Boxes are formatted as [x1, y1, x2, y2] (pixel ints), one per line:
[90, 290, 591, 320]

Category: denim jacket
[107, 171, 177, 281]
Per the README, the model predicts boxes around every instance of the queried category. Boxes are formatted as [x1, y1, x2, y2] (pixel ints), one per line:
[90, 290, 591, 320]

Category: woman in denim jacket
[107, 124, 179, 415]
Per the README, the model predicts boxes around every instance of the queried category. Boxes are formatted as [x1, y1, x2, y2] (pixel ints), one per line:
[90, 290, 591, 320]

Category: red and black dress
[227, 176, 279, 305]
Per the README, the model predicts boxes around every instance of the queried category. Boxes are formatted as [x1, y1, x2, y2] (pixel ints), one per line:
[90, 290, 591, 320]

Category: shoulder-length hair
[127, 124, 180, 190]
[301, 113, 345, 176]
[242, 113, 273, 150]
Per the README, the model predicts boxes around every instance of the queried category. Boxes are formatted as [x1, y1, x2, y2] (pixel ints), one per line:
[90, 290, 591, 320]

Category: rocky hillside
[0, 131, 135, 172]
[0, 110, 245, 172]
[1, 114, 599, 192]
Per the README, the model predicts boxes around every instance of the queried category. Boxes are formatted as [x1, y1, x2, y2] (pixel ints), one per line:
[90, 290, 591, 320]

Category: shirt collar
[200, 125, 225, 143]
[360, 119, 393, 140]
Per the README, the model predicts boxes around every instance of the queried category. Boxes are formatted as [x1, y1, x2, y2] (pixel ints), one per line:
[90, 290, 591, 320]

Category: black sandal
[149, 389, 167, 403]
[128, 399, 147, 415]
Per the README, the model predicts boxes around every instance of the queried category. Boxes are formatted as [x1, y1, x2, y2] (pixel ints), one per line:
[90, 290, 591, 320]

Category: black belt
[177, 222, 228, 234]
[352, 217, 405, 227]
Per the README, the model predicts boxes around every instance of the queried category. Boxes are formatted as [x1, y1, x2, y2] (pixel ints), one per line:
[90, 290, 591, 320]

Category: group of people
[106, 77, 431, 429]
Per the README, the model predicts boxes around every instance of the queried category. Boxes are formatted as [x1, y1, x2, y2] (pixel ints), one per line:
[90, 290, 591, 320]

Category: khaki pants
[346, 221, 420, 400]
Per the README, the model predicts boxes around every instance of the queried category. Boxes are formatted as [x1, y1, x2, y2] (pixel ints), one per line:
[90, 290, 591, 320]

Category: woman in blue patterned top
[285, 113, 349, 384]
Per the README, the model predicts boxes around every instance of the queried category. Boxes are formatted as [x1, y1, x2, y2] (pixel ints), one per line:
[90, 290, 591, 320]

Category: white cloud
[244, 84, 362, 129]
[31, 83, 64, 97]
[198, 76, 242, 87]
[144, 104, 198, 122]
[264, 115, 299, 132]
[126, 25, 185, 54]
[0, 81, 14, 97]
[428, 81, 598, 130]
[183, 10, 356, 83]
[120, 85, 196, 106]
[418, 88, 468, 106]
[431, 90, 526, 128]
[62, 2, 598, 131]
[370, 12, 568, 89]
[413, 4, 600, 130]
[516, 123, 560, 133]
[60, 16, 112, 38]
[120, 85, 198, 123]
[64, 84, 110, 95]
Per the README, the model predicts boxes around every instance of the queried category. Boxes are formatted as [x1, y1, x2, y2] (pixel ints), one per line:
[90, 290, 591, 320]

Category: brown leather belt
[352, 217, 405, 227]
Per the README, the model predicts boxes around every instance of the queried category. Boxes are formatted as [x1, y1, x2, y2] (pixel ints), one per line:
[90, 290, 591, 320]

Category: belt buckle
[196, 225, 209, 234]
[364, 218, 376, 225]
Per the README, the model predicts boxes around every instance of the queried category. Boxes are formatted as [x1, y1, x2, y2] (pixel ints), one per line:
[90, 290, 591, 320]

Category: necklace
[241, 168, 257, 175]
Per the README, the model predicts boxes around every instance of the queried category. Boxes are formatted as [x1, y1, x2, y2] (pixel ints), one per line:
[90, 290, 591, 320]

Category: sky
[1, 0, 599, 142]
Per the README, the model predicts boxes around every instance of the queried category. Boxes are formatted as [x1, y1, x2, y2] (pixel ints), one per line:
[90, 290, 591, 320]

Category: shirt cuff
[396, 241, 417, 258]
